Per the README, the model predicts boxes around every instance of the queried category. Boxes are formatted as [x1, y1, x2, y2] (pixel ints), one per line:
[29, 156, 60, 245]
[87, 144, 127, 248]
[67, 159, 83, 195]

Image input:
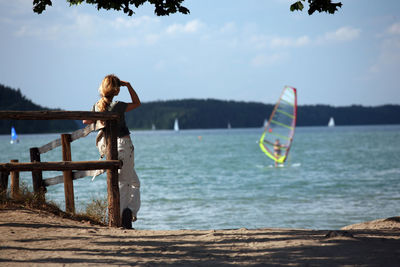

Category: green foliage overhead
[33, 0, 189, 16]
[32, 0, 342, 16]
[290, 0, 342, 15]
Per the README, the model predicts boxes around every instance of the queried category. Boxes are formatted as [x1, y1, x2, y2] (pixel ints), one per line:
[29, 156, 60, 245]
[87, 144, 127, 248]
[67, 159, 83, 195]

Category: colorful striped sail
[259, 86, 297, 164]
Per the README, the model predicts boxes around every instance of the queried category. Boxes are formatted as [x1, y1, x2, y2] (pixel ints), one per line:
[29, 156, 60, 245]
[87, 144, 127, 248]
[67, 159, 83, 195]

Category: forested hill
[0, 84, 78, 134]
[126, 99, 400, 130]
[1, 83, 400, 134]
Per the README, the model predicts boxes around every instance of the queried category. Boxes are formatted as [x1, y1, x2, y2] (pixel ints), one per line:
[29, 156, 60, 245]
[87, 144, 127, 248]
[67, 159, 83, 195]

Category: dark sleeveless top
[93, 101, 130, 138]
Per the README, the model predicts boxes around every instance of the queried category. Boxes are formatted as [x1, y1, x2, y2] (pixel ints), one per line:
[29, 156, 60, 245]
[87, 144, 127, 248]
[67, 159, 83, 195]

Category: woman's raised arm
[120, 81, 141, 112]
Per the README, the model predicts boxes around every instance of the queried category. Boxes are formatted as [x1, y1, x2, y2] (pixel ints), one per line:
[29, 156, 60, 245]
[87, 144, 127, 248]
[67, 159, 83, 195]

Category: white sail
[328, 117, 335, 127]
[174, 118, 179, 131]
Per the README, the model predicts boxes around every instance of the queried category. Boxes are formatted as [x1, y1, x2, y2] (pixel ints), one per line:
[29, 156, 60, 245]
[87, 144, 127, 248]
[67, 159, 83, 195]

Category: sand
[0, 208, 399, 266]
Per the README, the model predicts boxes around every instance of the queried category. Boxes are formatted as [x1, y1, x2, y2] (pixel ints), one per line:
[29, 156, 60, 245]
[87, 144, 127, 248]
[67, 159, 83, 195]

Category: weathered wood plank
[106, 120, 121, 227]
[10, 160, 19, 199]
[44, 169, 105, 186]
[70, 123, 96, 141]
[0, 111, 120, 121]
[38, 138, 62, 154]
[38, 124, 102, 154]
[62, 134, 75, 213]
[30, 147, 45, 201]
[0, 171, 9, 195]
[0, 160, 122, 172]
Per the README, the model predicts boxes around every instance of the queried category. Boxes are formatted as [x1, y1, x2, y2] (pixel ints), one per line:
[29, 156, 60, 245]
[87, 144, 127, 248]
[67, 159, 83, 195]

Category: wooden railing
[0, 111, 123, 227]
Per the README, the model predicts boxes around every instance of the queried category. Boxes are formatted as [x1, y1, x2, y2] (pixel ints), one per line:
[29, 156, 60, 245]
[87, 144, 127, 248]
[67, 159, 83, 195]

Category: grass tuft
[1, 182, 107, 226]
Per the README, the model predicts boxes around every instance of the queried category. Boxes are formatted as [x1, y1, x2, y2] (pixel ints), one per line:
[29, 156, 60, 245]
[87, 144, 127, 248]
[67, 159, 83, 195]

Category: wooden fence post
[106, 120, 121, 227]
[61, 134, 75, 214]
[30, 147, 45, 202]
[10, 159, 19, 199]
[0, 171, 9, 198]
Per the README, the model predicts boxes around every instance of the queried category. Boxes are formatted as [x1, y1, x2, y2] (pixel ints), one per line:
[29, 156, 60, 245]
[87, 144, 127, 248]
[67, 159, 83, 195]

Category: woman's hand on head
[120, 80, 130, 87]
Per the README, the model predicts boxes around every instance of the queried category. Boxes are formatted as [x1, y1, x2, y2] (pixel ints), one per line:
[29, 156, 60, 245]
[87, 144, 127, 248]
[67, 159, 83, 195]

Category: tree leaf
[290, 1, 304, 12]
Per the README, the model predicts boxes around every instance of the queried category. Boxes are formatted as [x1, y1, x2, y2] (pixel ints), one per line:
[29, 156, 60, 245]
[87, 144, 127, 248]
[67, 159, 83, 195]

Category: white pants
[117, 136, 140, 218]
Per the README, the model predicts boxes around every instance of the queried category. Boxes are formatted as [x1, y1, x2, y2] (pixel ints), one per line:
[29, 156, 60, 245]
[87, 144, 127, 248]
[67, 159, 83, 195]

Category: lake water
[1, 125, 400, 230]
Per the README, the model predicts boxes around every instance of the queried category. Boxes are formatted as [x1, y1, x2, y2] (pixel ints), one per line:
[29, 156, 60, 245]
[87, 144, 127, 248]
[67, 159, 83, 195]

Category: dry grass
[0, 182, 106, 226]
[83, 196, 108, 225]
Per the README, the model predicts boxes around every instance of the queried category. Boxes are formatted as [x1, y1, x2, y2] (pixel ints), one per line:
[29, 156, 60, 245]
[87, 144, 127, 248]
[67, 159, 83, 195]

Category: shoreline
[1, 208, 399, 266]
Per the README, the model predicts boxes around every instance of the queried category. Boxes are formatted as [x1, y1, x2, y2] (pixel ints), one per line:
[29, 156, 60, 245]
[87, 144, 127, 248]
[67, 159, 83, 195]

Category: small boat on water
[174, 118, 179, 132]
[10, 126, 19, 144]
[328, 117, 335, 127]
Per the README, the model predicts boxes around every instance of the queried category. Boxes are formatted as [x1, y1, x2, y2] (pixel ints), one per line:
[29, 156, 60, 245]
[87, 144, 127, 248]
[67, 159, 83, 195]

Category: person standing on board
[273, 139, 282, 167]
[83, 74, 141, 229]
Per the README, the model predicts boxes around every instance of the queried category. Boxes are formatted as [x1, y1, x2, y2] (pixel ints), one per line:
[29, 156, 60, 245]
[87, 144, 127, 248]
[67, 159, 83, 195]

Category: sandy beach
[0, 208, 399, 266]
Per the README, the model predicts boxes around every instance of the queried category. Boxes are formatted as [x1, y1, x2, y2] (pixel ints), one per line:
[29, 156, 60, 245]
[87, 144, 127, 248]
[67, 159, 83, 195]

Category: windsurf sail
[10, 126, 19, 144]
[259, 86, 297, 164]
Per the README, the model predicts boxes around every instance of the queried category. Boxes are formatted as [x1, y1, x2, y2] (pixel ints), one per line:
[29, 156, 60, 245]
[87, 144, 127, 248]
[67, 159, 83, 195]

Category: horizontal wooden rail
[0, 160, 121, 172]
[37, 123, 102, 154]
[45, 169, 105, 186]
[0, 111, 120, 121]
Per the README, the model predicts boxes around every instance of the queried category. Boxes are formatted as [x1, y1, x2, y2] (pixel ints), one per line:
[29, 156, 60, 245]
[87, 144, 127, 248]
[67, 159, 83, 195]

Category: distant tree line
[126, 99, 400, 130]
[297, 104, 400, 126]
[1, 84, 400, 134]
[125, 99, 273, 130]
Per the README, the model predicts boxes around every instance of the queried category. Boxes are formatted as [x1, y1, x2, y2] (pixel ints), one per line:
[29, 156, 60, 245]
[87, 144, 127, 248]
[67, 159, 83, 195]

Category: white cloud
[387, 22, 400, 35]
[219, 22, 236, 34]
[15, 23, 64, 40]
[250, 34, 269, 49]
[251, 52, 289, 67]
[295, 35, 311, 46]
[114, 37, 139, 47]
[322, 26, 361, 42]
[250, 27, 358, 50]
[13, 11, 101, 41]
[270, 35, 310, 48]
[166, 20, 203, 35]
[111, 16, 159, 29]
[249, 34, 310, 49]
[145, 34, 160, 45]
[369, 38, 400, 74]
[154, 60, 166, 71]
[0, 0, 32, 15]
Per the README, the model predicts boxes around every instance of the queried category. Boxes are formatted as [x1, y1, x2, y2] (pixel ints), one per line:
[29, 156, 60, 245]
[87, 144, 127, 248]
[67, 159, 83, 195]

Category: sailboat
[259, 86, 297, 165]
[10, 126, 19, 144]
[174, 118, 179, 131]
[227, 122, 231, 129]
[151, 123, 156, 131]
[328, 117, 335, 127]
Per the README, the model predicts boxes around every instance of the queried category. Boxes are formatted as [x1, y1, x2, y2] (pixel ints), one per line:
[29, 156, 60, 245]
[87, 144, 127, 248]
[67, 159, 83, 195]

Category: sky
[0, 0, 399, 110]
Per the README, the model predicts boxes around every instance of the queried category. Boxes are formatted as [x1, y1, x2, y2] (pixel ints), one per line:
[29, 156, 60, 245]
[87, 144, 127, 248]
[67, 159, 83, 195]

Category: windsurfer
[274, 139, 283, 167]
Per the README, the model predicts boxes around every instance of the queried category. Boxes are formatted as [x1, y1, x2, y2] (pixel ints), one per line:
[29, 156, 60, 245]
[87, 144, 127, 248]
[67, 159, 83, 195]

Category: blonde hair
[96, 74, 121, 112]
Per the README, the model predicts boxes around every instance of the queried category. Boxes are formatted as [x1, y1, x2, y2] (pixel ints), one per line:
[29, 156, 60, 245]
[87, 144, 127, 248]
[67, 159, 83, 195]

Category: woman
[83, 74, 141, 229]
